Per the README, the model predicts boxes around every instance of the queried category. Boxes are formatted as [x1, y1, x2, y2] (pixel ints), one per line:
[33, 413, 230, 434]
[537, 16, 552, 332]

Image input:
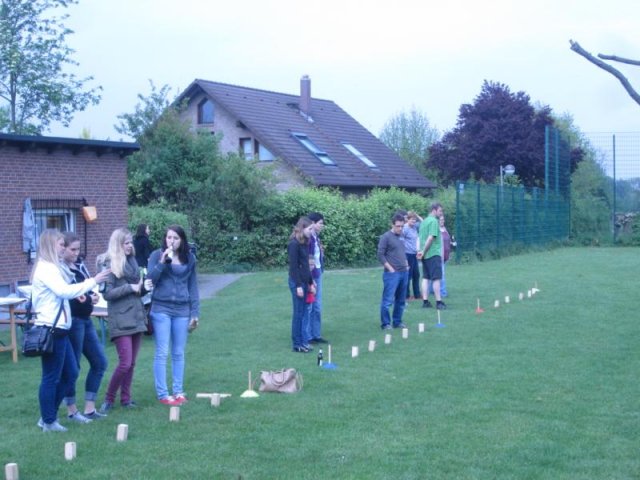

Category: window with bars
[30, 198, 88, 258]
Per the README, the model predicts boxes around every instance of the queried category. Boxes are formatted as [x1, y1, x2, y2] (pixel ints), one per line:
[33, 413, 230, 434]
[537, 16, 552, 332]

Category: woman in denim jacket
[147, 225, 200, 406]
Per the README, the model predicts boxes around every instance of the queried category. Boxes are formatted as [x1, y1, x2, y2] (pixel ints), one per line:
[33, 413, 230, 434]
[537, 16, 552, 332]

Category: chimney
[300, 75, 311, 116]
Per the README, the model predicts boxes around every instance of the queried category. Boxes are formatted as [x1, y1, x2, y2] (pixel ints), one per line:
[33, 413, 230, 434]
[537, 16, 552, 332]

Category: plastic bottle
[317, 348, 323, 367]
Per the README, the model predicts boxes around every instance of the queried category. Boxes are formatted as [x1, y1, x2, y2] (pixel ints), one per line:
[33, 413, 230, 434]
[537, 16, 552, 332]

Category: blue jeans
[380, 270, 409, 328]
[304, 274, 323, 341]
[151, 312, 189, 399]
[65, 316, 108, 405]
[39, 334, 79, 424]
[288, 278, 308, 348]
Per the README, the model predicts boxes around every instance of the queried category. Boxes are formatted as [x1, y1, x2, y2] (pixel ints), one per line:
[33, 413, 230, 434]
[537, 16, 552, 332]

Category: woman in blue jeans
[147, 225, 200, 406]
[61, 233, 108, 422]
[31, 229, 111, 432]
[287, 216, 315, 353]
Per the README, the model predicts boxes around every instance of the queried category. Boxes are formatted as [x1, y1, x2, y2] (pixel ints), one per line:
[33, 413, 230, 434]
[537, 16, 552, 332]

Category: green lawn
[1, 247, 638, 479]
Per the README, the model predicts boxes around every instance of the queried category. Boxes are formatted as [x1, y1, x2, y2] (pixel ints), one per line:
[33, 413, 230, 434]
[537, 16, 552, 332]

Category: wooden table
[0, 297, 27, 363]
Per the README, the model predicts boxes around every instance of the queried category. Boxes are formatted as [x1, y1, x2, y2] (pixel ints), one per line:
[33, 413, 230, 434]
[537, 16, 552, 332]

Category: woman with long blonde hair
[99, 228, 148, 413]
[31, 229, 111, 432]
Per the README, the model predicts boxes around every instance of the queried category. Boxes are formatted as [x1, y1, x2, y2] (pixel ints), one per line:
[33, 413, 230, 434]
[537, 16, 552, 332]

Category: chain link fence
[454, 126, 571, 260]
[583, 132, 640, 241]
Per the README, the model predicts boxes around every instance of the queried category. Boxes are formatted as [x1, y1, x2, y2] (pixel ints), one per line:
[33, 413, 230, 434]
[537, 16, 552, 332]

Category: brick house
[175, 76, 436, 195]
[0, 133, 139, 290]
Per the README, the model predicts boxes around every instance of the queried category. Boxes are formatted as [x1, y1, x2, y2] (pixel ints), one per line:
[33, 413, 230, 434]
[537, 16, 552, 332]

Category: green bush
[128, 204, 190, 249]
[191, 187, 439, 270]
[570, 156, 613, 245]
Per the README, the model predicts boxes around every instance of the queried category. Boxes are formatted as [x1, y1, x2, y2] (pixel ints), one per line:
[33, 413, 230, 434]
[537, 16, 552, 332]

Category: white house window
[198, 99, 215, 124]
[31, 208, 76, 257]
[239, 139, 274, 161]
[257, 142, 275, 161]
[342, 142, 377, 168]
[240, 138, 253, 160]
[292, 133, 335, 166]
[28, 198, 86, 257]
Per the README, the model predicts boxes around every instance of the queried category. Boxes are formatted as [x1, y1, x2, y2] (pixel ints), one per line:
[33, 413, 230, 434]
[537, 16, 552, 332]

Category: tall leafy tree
[379, 107, 439, 177]
[119, 83, 275, 235]
[0, 0, 101, 134]
[429, 81, 555, 186]
[115, 80, 173, 140]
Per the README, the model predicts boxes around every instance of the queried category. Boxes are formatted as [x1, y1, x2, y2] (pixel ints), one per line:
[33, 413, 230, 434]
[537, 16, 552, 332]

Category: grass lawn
[1, 247, 638, 479]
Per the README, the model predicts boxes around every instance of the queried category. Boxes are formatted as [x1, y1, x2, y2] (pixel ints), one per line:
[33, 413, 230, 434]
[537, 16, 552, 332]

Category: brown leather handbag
[258, 368, 303, 393]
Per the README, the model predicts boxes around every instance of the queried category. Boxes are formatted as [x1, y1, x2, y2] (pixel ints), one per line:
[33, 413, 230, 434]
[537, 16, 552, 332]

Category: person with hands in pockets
[146, 225, 200, 406]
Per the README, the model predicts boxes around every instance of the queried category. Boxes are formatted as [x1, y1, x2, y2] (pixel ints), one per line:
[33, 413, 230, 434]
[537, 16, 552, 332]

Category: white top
[31, 261, 96, 329]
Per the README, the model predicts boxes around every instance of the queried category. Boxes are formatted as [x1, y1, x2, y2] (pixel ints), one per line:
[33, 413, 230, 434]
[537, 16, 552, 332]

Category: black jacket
[288, 238, 312, 288]
[68, 261, 95, 318]
[133, 235, 152, 268]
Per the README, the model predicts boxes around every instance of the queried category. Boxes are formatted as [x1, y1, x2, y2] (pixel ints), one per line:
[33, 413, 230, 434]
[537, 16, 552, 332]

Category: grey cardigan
[102, 256, 147, 340]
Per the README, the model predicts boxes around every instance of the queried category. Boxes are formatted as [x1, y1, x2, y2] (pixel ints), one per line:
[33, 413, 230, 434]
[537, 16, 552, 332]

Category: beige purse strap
[295, 370, 303, 391]
[271, 369, 287, 386]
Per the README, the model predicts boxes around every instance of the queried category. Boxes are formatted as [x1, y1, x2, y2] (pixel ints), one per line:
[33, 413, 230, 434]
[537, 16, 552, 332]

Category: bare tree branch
[569, 39, 640, 107]
[597, 54, 640, 66]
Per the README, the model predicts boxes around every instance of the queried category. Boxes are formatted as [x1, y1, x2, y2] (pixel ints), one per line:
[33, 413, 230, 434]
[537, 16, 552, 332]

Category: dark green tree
[0, 0, 101, 134]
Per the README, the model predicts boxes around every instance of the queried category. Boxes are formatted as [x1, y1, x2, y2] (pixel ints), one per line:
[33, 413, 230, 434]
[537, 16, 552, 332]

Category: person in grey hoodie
[147, 225, 200, 406]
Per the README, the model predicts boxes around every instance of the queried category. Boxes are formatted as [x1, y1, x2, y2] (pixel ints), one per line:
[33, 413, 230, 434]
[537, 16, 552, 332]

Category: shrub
[128, 204, 190, 249]
[190, 187, 438, 270]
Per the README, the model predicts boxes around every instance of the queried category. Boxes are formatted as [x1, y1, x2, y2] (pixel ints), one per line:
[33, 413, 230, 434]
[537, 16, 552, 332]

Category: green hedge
[189, 187, 439, 271]
[128, 204, 190, 250]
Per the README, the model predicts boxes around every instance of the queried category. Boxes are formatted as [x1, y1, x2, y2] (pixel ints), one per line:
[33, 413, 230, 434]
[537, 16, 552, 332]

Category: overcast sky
[49, 0, 640, 143]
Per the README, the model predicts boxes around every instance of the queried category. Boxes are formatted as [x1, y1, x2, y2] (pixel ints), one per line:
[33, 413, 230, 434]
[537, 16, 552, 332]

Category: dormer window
[198, 99, 214, 124]
[292, 133, 335, 166]
[342, 142, 377, 168]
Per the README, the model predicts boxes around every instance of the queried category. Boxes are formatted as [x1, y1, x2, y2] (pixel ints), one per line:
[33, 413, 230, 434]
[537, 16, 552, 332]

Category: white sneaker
[36, 417, 44, 428]
[68, 411, 93, 424]
[42, 421, 68, 432]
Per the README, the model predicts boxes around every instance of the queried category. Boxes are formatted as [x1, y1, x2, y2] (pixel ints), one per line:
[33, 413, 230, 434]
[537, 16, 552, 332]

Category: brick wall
[0, 144, 129, 286]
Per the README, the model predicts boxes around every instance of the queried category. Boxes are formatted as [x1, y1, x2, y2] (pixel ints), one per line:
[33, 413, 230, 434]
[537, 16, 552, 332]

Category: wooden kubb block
[5, 463, 19, 480]
[116, 424, 129, 442]
[170, 406, 180, 422]
[64, 442, 76, 461]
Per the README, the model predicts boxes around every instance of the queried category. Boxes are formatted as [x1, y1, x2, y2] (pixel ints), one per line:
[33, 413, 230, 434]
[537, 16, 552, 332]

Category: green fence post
[476, 183, 481, 250]
[496, 184, 501, 252]
[456, 181, 462, 263]
[554, 128, 560, 195]
[612, 134, 617, 243]
[545, 125, 550, 203]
